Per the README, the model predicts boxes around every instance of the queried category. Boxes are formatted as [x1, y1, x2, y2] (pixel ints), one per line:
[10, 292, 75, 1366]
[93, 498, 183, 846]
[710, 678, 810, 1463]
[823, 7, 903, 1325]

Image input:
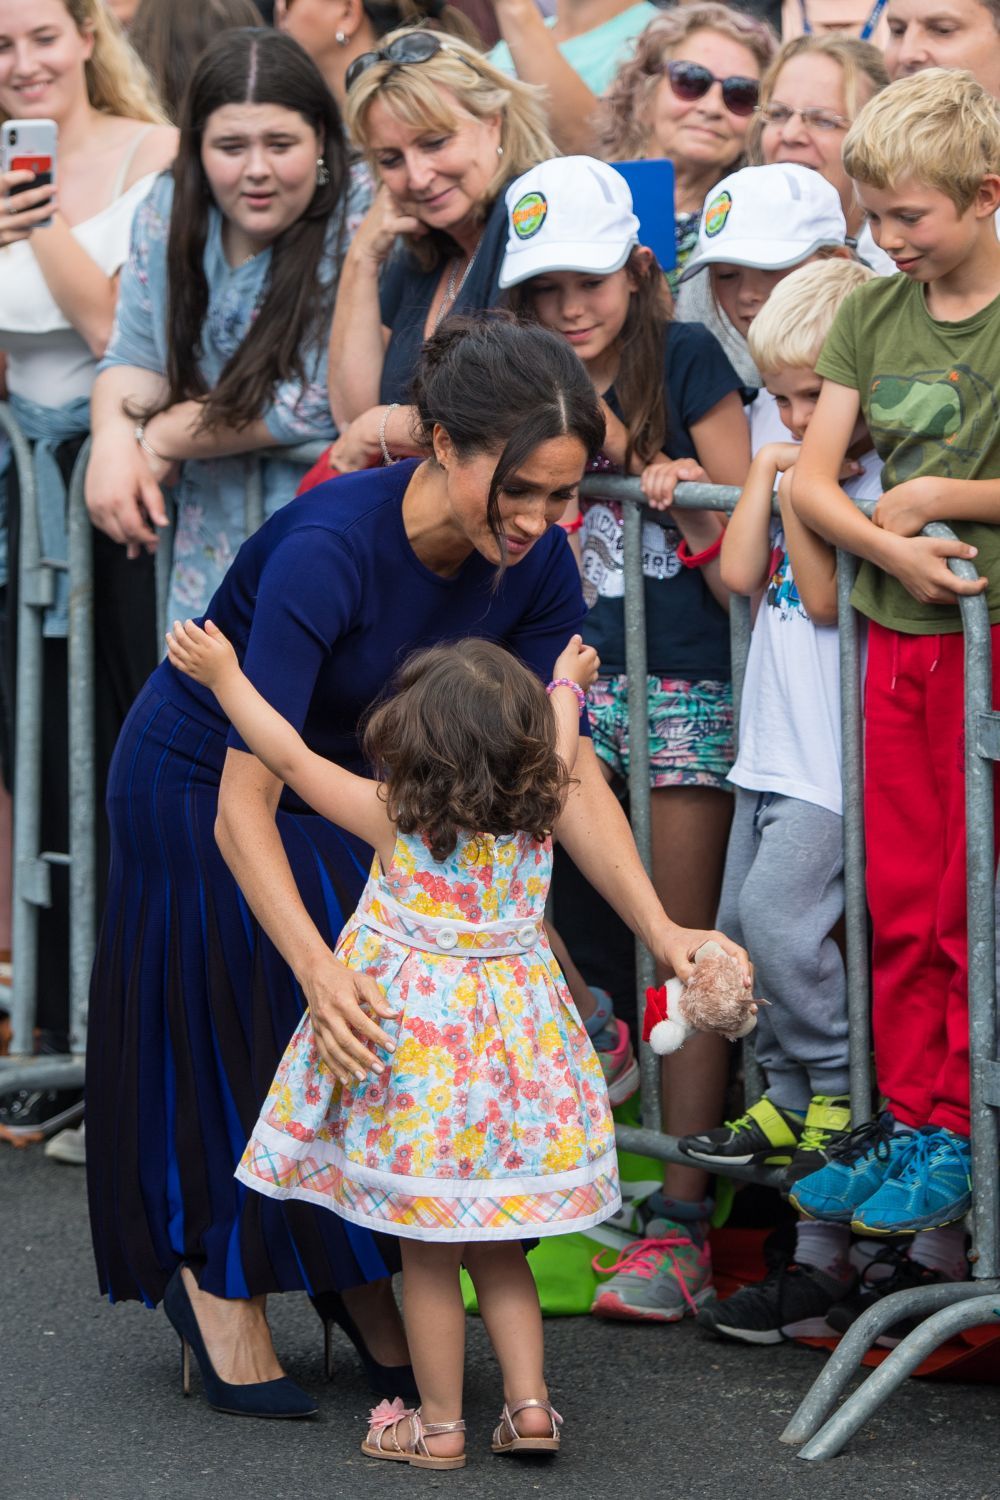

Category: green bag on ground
[461, 1094, 664, 1317]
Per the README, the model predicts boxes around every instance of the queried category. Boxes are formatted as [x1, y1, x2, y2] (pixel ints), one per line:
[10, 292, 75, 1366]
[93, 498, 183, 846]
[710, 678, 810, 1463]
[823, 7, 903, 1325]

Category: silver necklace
[434, 243, 479, 330]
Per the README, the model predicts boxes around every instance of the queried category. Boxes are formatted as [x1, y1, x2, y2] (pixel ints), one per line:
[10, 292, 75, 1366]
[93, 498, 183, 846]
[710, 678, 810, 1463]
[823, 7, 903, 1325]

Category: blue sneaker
[788, 1112, 914, 1223]
[851, 1126, 972, 1235]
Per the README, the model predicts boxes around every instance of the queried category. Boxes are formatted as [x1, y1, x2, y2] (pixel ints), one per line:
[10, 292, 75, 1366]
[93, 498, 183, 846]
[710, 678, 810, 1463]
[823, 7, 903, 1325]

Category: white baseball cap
[498, 156, 640, 290]
[679, 163, 847, 282]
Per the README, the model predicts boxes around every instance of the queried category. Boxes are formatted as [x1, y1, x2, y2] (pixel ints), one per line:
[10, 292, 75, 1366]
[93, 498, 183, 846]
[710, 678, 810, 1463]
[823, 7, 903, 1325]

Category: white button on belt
[517, 924, 537, 948]
[437, 927, 458, 950]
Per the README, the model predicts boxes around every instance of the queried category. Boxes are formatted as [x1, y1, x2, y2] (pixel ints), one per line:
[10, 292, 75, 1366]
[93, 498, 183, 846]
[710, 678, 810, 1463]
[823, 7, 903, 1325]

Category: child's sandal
[362, 1399, 466, 1470]
[491, 1397, 563, 1455]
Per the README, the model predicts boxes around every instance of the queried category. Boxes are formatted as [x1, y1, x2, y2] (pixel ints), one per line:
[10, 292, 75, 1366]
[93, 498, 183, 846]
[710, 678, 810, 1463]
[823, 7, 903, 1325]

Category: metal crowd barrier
[579, 473, 872, 1183]
[579, 473, 999, 1459]
[0, 417, 326, 1090]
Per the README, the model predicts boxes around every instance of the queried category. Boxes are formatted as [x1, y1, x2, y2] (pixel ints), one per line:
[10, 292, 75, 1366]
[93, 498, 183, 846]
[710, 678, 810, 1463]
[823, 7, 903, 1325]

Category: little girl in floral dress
[166, 618, 621, 1471]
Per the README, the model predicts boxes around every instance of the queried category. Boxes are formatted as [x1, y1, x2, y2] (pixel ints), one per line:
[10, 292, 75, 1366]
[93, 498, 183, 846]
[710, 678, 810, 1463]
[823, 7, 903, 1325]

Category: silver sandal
[491, 1397, 563, 1454]
[362, 1400, 466, 1470]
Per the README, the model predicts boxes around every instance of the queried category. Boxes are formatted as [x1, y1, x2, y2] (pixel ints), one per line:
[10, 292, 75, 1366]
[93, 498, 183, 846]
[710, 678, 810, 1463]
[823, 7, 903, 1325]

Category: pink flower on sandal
[368, 1397, 412, 1432]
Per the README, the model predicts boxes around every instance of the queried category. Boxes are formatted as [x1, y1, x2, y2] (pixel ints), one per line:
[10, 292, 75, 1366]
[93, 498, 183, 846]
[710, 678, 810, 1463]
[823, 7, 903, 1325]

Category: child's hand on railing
[553, 634, 600, 691]
[166, 618, 239, 688]
[639, 457, 707, 510]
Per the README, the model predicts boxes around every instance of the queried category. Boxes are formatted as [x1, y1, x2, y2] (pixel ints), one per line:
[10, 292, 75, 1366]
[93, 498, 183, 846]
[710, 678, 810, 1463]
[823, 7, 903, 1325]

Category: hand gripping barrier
[577, 474, 999, 1458]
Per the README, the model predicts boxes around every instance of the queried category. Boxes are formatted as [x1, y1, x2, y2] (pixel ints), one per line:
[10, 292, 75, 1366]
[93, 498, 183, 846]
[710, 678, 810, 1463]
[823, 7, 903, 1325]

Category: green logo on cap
[705, 190, 732, 238]
[512, 191, 548, 240]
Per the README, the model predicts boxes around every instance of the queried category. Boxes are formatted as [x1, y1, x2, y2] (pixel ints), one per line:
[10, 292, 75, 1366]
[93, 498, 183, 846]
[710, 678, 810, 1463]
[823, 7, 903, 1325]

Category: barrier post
[579, 474, 779, 1182]
[0, 404, 44, 1061]
[836, 551, 873, 1124]
[67, 445, 94, 1053]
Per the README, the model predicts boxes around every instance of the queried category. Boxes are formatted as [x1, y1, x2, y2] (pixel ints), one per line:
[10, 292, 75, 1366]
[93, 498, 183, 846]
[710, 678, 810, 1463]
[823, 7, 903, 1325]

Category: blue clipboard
[612, 159, 677, 272]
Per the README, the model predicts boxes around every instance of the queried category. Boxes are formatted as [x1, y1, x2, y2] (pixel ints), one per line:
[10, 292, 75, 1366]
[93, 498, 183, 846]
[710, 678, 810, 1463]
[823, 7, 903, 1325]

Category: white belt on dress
[354, 888, 543, 958]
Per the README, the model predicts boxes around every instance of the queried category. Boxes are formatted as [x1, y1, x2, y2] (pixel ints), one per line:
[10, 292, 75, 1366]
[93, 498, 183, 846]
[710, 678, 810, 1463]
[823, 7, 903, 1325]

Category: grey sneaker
[590, 1217, 716, 1323]
[43, 1121, 86, 1165]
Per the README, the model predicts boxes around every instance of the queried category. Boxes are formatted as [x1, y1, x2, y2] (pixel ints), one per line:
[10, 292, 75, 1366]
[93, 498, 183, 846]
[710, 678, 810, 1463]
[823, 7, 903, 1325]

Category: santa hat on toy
[642, 980, 689, 1056]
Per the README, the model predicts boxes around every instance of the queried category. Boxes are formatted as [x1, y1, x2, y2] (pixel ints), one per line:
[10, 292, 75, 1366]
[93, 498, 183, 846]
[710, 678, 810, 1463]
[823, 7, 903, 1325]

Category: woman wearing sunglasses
[749, 33, 891, 272]
[600, 4, 778, 292]
[324, 29, 554, 472]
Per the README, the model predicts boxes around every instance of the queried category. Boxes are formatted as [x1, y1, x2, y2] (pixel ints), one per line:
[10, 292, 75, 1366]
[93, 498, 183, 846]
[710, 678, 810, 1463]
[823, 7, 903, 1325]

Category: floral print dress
[237, 828, 621, 1242]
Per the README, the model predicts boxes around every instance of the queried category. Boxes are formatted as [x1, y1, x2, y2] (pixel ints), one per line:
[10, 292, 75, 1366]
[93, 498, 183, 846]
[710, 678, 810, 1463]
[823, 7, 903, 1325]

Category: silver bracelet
[378, 402, 400, 466]
[134, 422, 167, 464]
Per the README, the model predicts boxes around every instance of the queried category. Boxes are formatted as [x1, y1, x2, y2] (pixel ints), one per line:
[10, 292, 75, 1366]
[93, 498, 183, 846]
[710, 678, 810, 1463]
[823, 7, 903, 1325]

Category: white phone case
[2, 118, 58, 228]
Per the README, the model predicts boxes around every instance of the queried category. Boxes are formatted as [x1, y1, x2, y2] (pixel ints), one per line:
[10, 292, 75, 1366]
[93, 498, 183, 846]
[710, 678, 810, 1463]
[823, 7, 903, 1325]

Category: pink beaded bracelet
[547, 678, 587, 716]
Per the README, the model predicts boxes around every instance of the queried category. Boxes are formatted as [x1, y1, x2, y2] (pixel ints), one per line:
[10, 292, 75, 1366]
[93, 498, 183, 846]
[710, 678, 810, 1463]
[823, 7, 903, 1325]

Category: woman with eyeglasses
[600, 4, 778, 293]
[323, 29, 554, 473]
[749, 34, 891, 272]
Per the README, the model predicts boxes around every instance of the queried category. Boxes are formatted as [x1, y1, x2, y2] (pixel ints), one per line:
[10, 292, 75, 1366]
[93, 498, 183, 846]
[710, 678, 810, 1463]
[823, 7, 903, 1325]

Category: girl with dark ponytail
[86, 27, 372, 620]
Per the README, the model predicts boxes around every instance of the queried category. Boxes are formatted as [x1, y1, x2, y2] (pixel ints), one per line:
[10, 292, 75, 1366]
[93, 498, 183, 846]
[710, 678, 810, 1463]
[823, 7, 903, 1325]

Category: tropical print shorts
[589, 674, 735, 791]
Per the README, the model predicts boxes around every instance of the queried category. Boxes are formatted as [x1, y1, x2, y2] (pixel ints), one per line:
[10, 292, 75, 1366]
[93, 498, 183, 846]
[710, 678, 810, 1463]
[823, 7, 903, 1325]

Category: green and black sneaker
[678, 1097, 803, 1169]
[780, 1095, 853, 1191]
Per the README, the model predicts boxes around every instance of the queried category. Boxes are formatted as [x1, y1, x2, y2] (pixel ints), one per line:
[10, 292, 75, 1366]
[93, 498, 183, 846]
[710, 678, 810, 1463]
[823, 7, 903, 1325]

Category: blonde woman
[749, 33, 891, 271]
[0, 0, 174, 1122]
[599, 4, 778, 290]
[325, 28, 554, 470]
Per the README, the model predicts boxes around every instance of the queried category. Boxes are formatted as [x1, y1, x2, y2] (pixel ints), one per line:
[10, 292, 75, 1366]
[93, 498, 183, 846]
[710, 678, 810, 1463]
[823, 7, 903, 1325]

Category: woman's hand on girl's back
[657, 924, 753, 989]
[350, 185, 426, 267]
[639, 456, 708, 511]
[0, 169, 58, 247]
[300, 951, 400, 1087]
[553, 633, 600, 691]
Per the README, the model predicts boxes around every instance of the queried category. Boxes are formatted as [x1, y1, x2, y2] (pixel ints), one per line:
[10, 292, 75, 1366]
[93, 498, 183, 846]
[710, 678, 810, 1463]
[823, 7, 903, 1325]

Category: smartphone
[1, 118, 58, 229]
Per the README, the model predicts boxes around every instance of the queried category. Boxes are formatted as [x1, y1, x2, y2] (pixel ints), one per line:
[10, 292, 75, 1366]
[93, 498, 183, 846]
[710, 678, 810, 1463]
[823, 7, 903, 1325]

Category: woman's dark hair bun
[410, 316, 605, 572]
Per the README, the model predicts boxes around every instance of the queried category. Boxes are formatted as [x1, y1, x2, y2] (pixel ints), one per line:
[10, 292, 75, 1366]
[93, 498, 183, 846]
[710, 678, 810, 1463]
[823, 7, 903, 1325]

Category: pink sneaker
[591, 1219, 716, 1322]
[597, 1018, 639, 1106]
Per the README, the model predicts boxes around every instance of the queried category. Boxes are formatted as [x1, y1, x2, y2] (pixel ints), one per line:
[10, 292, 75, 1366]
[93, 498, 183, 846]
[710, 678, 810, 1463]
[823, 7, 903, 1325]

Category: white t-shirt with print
[728, 433, 881, 816]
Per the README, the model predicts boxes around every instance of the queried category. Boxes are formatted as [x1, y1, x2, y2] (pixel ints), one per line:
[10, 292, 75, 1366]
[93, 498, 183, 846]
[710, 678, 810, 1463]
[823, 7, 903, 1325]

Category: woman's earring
[335, 30, 348, 44]
[496, 144, 504, 157]
[316, 157, 330, 186]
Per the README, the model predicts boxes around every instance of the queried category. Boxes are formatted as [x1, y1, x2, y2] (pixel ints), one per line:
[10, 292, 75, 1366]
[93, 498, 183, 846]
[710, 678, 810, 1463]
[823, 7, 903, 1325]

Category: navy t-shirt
[580, 321, 743, 680]
[378, 191, 510, 403]
[154, 460, 589, 808]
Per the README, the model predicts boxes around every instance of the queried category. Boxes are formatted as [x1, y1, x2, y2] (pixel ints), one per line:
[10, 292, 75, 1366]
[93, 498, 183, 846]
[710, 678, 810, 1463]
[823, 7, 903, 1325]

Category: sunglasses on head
[665, 60, 759, 118]
[346, 31, 468, 93]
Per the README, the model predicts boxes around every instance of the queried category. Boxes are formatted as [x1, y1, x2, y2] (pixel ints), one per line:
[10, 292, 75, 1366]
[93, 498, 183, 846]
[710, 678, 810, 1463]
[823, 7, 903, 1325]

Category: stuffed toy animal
[642, 940, 757, 1055]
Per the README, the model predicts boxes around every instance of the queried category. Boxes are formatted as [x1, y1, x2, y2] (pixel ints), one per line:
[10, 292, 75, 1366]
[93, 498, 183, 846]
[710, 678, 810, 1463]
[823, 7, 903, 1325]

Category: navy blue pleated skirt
[86, 682, 397, 1306]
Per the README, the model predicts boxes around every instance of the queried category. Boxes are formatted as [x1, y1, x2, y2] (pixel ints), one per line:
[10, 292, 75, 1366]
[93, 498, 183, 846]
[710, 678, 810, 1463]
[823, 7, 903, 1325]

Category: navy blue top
[154, 460, 589, 807]
[580, 321, 743, 679]
[378, 191, 510, 403]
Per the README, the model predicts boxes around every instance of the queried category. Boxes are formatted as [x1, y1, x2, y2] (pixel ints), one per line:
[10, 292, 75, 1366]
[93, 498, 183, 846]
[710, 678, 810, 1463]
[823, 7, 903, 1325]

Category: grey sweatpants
[716, 788, 849, 1111]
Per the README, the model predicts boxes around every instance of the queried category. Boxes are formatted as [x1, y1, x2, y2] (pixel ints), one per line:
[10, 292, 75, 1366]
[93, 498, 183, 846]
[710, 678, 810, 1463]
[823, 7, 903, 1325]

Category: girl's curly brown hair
[362, 639, 570, 861]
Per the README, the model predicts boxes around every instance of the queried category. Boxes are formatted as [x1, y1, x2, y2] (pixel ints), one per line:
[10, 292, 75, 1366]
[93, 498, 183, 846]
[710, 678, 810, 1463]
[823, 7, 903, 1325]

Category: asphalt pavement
[4, 1145, 998, 1500]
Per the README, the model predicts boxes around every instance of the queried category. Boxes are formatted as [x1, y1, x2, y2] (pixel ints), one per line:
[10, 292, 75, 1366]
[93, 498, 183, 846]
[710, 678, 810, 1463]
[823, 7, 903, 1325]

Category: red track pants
[864, 622, 1000, 1136]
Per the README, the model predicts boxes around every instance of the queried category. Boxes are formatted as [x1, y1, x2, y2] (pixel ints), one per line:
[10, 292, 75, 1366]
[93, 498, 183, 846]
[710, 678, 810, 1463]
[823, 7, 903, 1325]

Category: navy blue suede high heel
[309, 1289, 419, 1400]
[163, 1267, 318, 1419]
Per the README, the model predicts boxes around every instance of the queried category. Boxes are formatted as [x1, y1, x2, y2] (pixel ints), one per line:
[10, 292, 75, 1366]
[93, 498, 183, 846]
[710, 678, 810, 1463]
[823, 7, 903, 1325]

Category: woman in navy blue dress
[87, 319, 749, 1416]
